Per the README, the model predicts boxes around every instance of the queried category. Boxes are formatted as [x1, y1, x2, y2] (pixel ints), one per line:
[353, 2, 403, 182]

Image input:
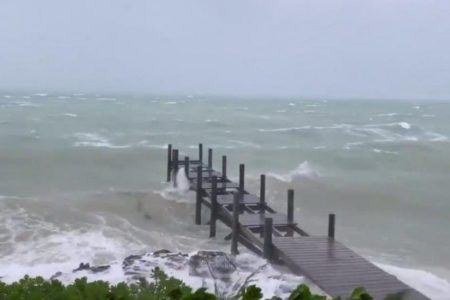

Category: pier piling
[328, 213, 335, 239]
[260, 174, 266, 213]
[184, 156, 189, 177]
[239, 164, 245, 194]
[195, 166, 202, 225]
[231, 193, 240, 255]
[263, 218, 273, 260]
[167, 144, 172, 182]
[287, 189, 294, 237]
[209, 176, 218, 238]
[198, 143, 203, 163]
[222, 156, 227, 180]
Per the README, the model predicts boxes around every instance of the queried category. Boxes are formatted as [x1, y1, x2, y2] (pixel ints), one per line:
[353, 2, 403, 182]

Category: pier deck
[166, 144, 428, 300]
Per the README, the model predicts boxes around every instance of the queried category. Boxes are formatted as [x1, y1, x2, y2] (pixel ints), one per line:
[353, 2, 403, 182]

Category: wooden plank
[217, 193, 261, 205]
[191, 180, 239, 190]
[273, 237, 427, 300]
[239, 213, 296, 227]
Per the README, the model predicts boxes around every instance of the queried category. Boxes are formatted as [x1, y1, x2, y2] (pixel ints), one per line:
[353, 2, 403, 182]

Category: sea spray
[175, 168, 190, 192]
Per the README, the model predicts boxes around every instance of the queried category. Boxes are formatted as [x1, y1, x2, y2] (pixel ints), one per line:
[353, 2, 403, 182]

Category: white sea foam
[96, 97, 117, 101]
[343, 141, 364, 150]
[63, 113, 78, 118]
[33, 93, 48, 97]
[164, 101, 177, 105]
[267, 161, 319, 183]
[398, 122, 411, 130]
[258, 126, 311, 133]
[377, 263, 450, 300]
[57, 96, 71, 100]
[376, 113, 398, 117]
[427, 132, 448, 142]
[3, 95, 12, 98]
[74, 133, 130, 149]
[227, 139, 261, 148]
[14, 101, 39, 107]
[373, 148, 399, 155]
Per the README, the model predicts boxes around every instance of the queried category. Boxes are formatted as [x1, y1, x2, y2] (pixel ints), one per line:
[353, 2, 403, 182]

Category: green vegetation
[0, 268, 402, 300]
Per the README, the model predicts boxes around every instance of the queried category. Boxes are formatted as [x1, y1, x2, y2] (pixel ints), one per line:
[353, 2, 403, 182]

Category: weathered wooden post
[263, 217, 273, 260]
[328, 213, 335, 239]
[184, 156, 189, 177]
[231, 193, 240, 255]
[287, 189, 294, 237]
[239, 164, 245, 194]
[260, 174, 266, 213]
[198, 143, 203, 163]
[195, 166, 202, 225]
[172, 149, 179, 187]
[167, 144, 172, 182]
[209, 176, 218, 238]
[208, 148, 213, 169]
[222, 155, 227, 181]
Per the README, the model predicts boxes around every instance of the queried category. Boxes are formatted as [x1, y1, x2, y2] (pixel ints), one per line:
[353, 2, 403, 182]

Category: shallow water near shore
[0, 93, 450, 299]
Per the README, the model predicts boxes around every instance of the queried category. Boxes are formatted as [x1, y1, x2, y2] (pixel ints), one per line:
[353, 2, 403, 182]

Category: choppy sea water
[0, 93, 449, 299]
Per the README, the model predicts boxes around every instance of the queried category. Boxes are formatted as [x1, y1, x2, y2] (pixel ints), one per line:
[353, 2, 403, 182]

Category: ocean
[0, 93, 449, 299]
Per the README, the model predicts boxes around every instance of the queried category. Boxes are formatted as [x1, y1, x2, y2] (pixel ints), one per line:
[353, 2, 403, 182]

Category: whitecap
[97, 97, 117, 101]
[227, 139, 261, 148]
[344, 141, 364, 150]
[373, 148, 398, 155]
[288, 103, 296, 106]
[376, 113, 398, 117]
[3, 95, 12, 98]
[267, 161, 319, 183]
[164, 101, 177, 105]
[276, 110, 287, 113]
[33, 93, 48, 97]
[57, 96, 71, 100]
[398, 122, 411, 130]
[14, 101, 39, 107]
[258, 126, 311, 133]
[73, 133, 130, 149]
[63, 113, 78, 118]
[427, 132, 448, 142]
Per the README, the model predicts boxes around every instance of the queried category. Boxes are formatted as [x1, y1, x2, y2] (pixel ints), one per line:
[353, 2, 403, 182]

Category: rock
[152, 249, 171, 257]
[189, 251, 236, 280]
[123, 255, 143, 269]
[73, 263, 90, 272]
[90, 265, 110, 273]
[50, 272, 62, 281]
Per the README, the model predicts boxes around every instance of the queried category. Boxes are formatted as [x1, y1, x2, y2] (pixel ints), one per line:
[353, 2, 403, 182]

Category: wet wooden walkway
[166, 144, 428, 300]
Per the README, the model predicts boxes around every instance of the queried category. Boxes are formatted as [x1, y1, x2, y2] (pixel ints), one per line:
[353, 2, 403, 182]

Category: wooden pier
[166, 144, 428, 300]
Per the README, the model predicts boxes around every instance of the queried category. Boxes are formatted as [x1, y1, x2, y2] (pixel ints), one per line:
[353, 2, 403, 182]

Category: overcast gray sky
[1, 0, 449, 99]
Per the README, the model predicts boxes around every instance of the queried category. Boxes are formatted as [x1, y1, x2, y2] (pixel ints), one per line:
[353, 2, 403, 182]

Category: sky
[0, 0, 449, 99]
